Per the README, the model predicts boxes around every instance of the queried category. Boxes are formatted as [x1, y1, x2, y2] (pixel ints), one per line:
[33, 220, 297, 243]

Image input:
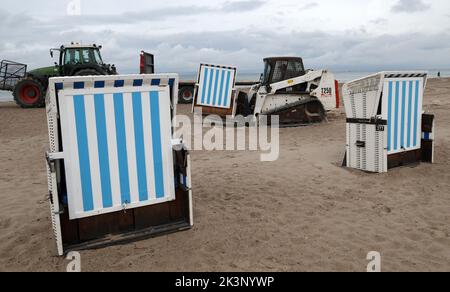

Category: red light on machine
[335, 80, 340, 108]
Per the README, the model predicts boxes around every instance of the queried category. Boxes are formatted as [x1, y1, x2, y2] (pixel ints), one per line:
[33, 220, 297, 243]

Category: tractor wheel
[178, 86, 194, 104]
[13, 77, 46, 108]
[74, 69, 102, 76]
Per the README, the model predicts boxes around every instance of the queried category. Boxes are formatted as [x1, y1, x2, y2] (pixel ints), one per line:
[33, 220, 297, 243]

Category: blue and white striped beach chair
[193, 63, 237, 116]
[45, 74, 193, 255]
[343, 71, 434, 173]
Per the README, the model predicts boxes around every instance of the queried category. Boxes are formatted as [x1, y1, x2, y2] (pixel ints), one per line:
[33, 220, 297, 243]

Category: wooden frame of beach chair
[45, 74, 193, 256]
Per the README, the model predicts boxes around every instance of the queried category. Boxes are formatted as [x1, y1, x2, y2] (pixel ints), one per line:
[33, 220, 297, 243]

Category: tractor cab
[260, 57, 306, 86]
[50, 43, 117, 77]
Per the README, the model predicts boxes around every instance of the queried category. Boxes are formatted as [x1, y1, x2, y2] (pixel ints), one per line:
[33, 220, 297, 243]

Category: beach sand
[0, 78, 449, 272]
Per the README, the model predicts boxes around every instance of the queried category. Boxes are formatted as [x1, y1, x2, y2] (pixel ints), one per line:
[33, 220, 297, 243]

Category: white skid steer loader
[236, 57, 340, 125]
[193, 57, 339, 126]
[193, 57, 340, 126]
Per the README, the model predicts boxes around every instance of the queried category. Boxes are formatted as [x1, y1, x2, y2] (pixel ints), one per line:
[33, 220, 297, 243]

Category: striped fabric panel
[55, 78, 177, 110]
[197, 65, 236, 109]
[55, 78, 176, 92]
[385, 79, 423, 154]
[59, 87, 175, 219]
[385, 73, 427, 78]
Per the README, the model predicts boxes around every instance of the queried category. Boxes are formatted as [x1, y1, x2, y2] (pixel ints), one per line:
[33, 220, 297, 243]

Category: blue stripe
[401, 81, 406, 148]
[201, 68, 209, 104]
[223, 71, 231, 107]
[150, 91, 165, 199]
[94, 94, 113, 208]
[407, 81, 413, 148]
[206, 68, 214, 105]
[394, 81, 400, 151]
[387, 82, 393, 151]
[113, 93, 131, 205]
[132, 92, 149, 202]
[73, 95, 94, 212]
[413, 81, 420, 147]
[183, 175, 187, 187]
[212, 69, 220, 106]
[218, 70, 226, 106]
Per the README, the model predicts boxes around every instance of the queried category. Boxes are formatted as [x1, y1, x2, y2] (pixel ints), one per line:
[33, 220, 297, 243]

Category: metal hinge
[46, 151, 64, 172]
[53, 210, 65, 215]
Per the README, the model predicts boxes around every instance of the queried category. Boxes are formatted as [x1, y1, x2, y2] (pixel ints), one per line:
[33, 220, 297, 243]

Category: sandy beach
[0, 78, 449, 272]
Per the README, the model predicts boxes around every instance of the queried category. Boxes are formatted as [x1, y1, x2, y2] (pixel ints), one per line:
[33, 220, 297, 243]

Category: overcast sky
[0, 0, 449, 73]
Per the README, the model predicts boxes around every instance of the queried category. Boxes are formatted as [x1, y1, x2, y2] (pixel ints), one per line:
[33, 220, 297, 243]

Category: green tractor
[0, 42, 117, 108]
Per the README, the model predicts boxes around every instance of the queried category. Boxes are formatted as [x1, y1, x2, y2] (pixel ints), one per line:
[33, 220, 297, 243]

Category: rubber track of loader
[262, 96, 327, 127]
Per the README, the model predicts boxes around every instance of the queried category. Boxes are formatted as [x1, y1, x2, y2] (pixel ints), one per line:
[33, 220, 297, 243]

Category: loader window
[272, 61, 288, 83]
[262, 62, 272, 85]
[271, 60, 306, 83]
[286, 61, 305, 79]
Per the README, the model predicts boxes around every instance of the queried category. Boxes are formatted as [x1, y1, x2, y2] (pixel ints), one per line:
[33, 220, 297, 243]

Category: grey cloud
[50, 1, 267, 26]
[1, 8, 450, 75]
[221, 1, 266, 12]
[298, 2, 319, 11]
[370, 18, 388, 25]
[64, 6, 215, 25]
[391, 0, 431, 13]
[141, 32, 449, 74]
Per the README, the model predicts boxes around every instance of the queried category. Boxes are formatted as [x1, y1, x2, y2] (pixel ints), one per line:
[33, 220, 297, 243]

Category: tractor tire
[74, 69, 102, 76]
[13, 77, 46, 108]
[178, 86, 194, 104]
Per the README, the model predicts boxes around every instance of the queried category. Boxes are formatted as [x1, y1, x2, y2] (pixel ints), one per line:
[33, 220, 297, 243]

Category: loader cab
[261, 57, 306, 86]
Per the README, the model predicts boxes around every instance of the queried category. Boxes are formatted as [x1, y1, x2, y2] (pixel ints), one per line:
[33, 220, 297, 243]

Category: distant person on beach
[438, 72, 441, 78]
